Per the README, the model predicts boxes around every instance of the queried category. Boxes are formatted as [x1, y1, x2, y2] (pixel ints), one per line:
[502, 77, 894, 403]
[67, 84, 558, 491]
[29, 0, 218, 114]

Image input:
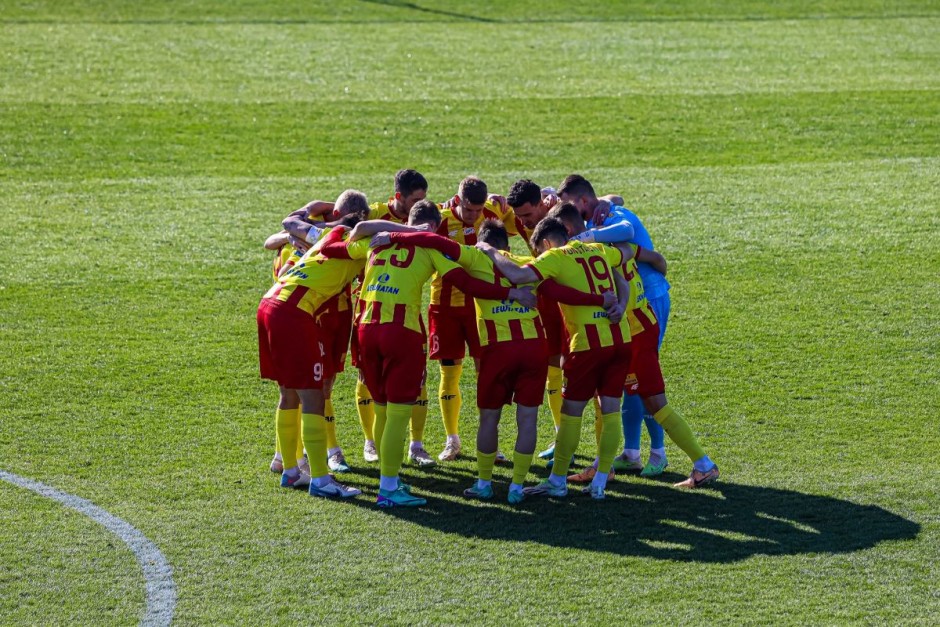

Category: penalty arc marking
[0, 469, 176, 627]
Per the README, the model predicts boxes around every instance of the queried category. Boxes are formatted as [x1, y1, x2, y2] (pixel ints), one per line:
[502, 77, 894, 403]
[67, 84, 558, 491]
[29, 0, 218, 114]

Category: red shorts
[538, 295, 566, 357]
[477, 339, 549, 409]
[358, 323, 427, 404]
[317, 308, 352, 378]
[257, 299, 326, 389]
[623, 322, 665, 398]
[428, 304, 481, 361]
[561, 342, 633, 401]
[351, 314, 426, 370]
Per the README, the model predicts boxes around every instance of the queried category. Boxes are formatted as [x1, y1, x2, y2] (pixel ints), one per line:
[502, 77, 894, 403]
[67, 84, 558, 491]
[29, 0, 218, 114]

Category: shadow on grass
[340, 463, 920, 563]
[360, 0, 495, 22]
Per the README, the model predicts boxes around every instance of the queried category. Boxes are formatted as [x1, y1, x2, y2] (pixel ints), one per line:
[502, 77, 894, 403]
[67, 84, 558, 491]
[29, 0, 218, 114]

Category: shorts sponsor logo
[624, 373, 638, 391]
[593, 311, 610, 319]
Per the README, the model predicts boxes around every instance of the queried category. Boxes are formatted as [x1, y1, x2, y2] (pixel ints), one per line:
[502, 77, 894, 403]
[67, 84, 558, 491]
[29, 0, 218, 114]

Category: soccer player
[318, 201, 536, 507]
[376, 219, 617, 503]
[503, 179, 627, 465]
[504, 179, 569, 455]
[263, 195, 366, 475]
[549, 202, 720, 489]
[559, 174, 672, 476]
[280, 194, 378, 474]
[477, 216, 633, 500]
[256, 192, 370, 499]
[430, 176, 513, 462]
[290, 170, 434, 466]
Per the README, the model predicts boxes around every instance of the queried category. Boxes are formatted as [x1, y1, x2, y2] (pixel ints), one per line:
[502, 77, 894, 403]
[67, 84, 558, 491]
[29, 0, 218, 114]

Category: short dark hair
[530, 217, 569, 250]
[408, 199, 442, 227]
[558, 174, 596, 199]
[395, 169, 428, 198]
[547, 201, 584, 231]
[459, 176, 488, 205]
[337, 213, 363, 229]
[478, 218, 509, 251]
[507, 179, 542, 209]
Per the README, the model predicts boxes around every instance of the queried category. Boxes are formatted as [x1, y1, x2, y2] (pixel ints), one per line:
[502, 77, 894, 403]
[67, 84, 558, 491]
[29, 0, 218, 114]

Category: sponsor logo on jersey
[367, 283, 400, 294]
[490, 304, 531, 315]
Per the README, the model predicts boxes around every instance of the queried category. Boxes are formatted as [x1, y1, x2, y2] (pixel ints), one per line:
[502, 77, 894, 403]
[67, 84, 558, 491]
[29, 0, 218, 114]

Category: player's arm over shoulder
[477, 243, 538, 284]
[636, 246, 667, 275]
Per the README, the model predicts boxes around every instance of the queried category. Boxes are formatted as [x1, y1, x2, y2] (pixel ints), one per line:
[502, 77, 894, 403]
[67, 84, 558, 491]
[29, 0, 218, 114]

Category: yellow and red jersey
[502, 208, 537, 255]
[288, 226, 356, 317]
[366, 199, 410, 223]
[272, 244, 298, 282]
[347, 238, 462, 334]
[262, 230, 364, 317]
[620, 244, 658, 337]
[525, 240, 630, 353]
[431, 200, 515, 308]
[454, 246, 543, 346]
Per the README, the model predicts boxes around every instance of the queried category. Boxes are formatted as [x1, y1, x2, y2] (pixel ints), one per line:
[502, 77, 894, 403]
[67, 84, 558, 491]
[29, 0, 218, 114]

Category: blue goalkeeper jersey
[589, 205, 670, 300]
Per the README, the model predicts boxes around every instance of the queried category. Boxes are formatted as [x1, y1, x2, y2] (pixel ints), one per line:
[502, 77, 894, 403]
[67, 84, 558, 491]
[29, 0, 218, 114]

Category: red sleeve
[389, 232, 461, 260]
[443, 268, 511, 301]
[318, 228, 351, 259]
[538, 279, 604, 306]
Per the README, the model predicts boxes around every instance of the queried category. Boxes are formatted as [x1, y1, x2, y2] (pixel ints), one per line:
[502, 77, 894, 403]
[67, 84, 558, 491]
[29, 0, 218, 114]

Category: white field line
[0, 469, 176, 627]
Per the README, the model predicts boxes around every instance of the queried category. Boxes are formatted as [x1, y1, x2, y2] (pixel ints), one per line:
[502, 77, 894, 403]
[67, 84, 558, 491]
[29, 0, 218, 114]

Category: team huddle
[256, 170, 719, 507]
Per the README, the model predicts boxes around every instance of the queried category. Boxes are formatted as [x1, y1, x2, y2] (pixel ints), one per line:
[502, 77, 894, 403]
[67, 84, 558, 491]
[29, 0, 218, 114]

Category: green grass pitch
[1, 0, 938, 623]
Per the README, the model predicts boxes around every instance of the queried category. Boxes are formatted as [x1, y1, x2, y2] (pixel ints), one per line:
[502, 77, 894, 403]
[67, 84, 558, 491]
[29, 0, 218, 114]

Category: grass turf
[0, 0, 938, 624]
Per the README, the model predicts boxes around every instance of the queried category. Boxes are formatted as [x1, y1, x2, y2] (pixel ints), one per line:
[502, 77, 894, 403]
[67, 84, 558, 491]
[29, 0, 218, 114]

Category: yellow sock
[379, 403, 412, 478]
[410, 384, 428, 442]
[301, 413, 329, 478]
[594, 410, 603, 451]
[546, 366, 563, 430]
[512, 451, 534, 485]
[552, 413, 582, 476]
[597, 412, 622, 473]
[477, 451, 497, 481]
[373, 404, 388, 457]
[295, 407, 304, 462]
[356, 378, 375, 441]
[439, 364, 463, 436]
[324, 398, 338, 450]
[654, 404, 706, 462]
[276, 408, 299, 469]
[274, 408, 281, 455]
